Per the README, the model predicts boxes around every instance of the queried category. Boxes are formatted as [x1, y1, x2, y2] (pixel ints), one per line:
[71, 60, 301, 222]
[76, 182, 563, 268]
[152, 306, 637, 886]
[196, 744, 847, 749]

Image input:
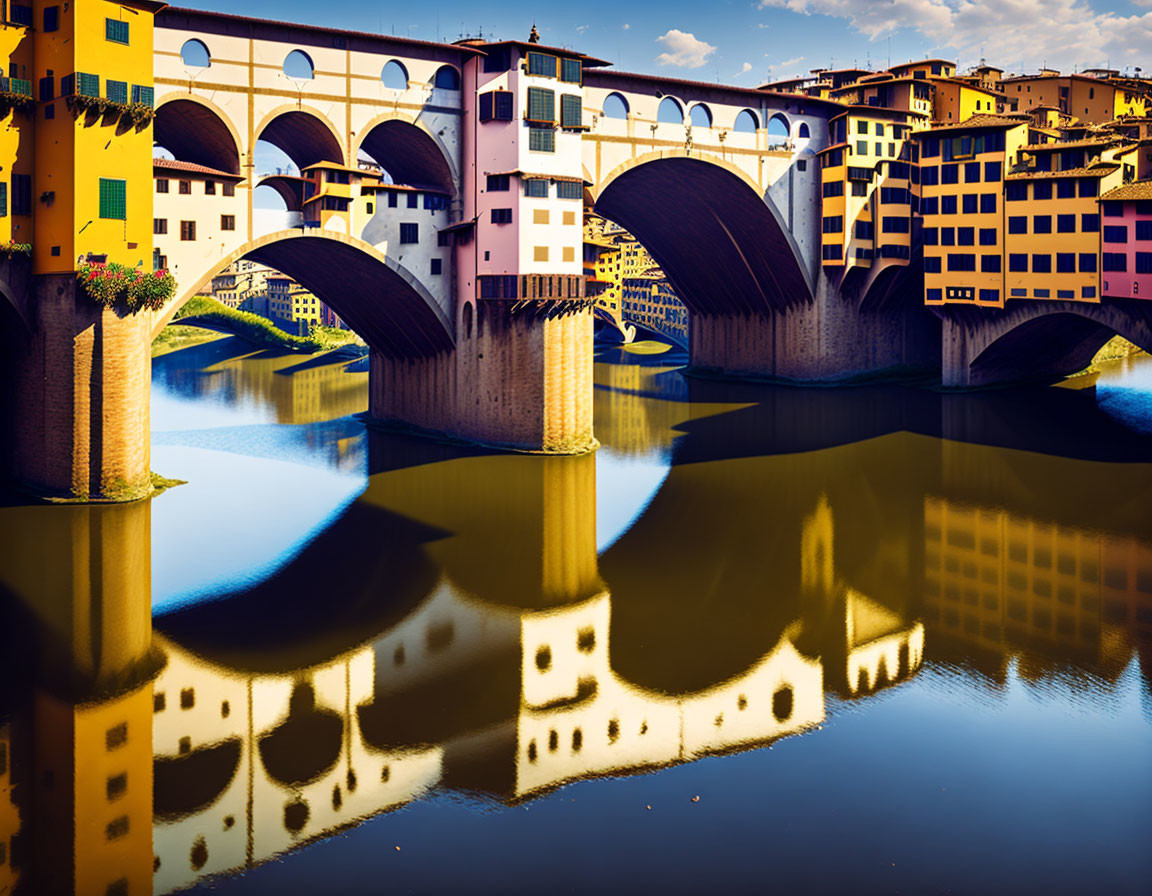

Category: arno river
[2, 335, 1151, 894]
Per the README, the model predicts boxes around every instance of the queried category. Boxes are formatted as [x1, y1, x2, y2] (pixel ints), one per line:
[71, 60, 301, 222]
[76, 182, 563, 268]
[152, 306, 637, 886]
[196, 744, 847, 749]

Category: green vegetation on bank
[171, 296, 359, 353]
[151, 323, 226, 358]
[1093, 336, 1147, 364]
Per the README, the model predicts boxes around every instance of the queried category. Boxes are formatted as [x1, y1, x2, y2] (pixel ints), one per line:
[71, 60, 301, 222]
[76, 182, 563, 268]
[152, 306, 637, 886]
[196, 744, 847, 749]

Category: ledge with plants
[65, 94, 154, 129]
[0, 241, 31, 258]
[77, 261, 175, 313]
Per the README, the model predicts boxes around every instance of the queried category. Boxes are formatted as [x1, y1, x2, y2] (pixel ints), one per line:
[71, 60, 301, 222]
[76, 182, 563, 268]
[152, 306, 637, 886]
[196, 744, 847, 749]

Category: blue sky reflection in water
[1, 335, 1150, 895]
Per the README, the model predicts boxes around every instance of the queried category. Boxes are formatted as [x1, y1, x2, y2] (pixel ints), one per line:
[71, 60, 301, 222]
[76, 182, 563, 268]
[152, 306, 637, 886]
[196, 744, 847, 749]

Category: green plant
[77, 261, 175, 313]
[0, 241, 31, 256]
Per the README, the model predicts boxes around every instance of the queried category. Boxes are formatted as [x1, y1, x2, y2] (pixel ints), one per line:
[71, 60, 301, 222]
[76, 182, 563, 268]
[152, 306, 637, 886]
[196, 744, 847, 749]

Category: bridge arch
[354, 114, 457, 196]
[657, 97, 684, 124]
[154, 230, 454, 358]
[733, 109, 758, 133]
[592, 150, 814, 315]
[381, 60, 409, 90]
[433, 65, 460, 91]
[283, 49, 315, 81]
[766, 112, 789, 142]
[689, 103, 712, 129]
[965, 304, 1152, 385]
[155, 96, 243, 175]
[602, 92, 629, 119]
[253, 105, 346, 171]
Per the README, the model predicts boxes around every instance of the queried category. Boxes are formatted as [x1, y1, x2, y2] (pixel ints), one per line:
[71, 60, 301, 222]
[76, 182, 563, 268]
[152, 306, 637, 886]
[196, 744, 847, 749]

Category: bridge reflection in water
[1, 358, 1151, 893]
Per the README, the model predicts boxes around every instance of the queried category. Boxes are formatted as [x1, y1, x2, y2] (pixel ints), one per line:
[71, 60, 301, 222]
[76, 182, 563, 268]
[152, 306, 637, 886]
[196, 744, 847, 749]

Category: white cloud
[623, 23, 631, 30]
[654, 29, 717, 68]
[576, 24, 589, 34]
[779, 55, 805, 68]
[758, 0, 1152, 71]
[734, 62, 753, 77]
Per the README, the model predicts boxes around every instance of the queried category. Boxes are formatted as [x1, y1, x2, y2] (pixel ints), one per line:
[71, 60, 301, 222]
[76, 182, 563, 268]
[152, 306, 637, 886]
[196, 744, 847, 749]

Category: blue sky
[181, 0, 1152, 83]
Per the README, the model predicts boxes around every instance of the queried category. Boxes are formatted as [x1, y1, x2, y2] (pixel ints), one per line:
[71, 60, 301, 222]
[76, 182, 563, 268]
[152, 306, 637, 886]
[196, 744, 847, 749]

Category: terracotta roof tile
[1101, 180, 1152, 200]
[153, 157, 243, 180]
[1006, 163, 1120, 179]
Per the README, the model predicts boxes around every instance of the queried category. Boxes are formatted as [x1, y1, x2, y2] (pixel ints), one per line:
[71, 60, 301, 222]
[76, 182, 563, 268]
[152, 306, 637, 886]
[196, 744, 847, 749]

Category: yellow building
[1001, 73, 1150, 124]
[30, 0, 162, 273]
[819, 108, 922, 271]
[931, 78, 1003, 123]
[0, 11, 34, 249]
[1003, 139, 1126, 302]
[915, 115, 1030, 306]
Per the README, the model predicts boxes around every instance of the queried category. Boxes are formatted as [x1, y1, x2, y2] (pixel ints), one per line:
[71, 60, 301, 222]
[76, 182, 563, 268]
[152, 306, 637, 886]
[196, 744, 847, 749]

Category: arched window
[180, 39, 210, 69]
[734, 109, 758, 133]
[766, 113, 789, 144]
[689, 103, 712, 128]
[657, 97, 683, 124]
[602, 92, 629, 119]
[797, 122, 811, 139]
[283, 50, 314, 80]
[381, 60, 408, 90]
[433, 65, 460, 90]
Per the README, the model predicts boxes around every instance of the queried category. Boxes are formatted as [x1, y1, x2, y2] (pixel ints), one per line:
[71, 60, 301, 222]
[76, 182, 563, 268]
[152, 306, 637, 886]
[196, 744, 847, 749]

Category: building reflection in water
[1, 400, 1151, 892]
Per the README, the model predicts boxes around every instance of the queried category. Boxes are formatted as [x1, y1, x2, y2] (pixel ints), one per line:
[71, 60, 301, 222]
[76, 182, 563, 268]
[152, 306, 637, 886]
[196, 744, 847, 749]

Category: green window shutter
[560, 94, 582, 128]
[106, 80, 127, 105]
[0, 183, 7, 217]
[560, 58, 582, 84]
[526, 52, 556, 78]
[526, 87, 554, 123]
[131, 85, 154, 107]
[106, 18, 130, 45]
[99, 178, 126, 220]
[77, 72, 99, 97]
[528, 128, 555, 153]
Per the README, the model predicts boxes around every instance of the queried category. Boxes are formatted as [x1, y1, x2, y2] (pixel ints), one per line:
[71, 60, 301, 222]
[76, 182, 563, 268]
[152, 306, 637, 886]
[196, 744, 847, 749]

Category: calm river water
[1, 336, 1150, 894]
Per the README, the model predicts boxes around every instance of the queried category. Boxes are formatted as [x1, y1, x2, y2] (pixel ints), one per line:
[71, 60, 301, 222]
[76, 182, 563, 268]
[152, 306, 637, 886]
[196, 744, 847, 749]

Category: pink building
[1100, 182, 1152, 300]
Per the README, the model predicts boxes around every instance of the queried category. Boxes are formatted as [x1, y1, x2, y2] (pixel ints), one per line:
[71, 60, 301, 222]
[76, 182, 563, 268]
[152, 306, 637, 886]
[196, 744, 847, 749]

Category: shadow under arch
[254, 105, 345, 171]
[153, 230, 454, 358]
[154, 737, 243, 821]
[592, 151, 813, 316]
[354, 114, 457, 195]
[965, 303, 1152, 385]
[154, 96, 243, 175]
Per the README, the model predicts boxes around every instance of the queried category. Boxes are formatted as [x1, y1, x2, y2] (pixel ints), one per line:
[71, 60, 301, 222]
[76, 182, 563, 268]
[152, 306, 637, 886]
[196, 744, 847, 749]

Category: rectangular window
[560, 94, 582, 128]
[1006, 182, 1028, 201]
[179, 180, 191, 195]
[179, 220, 196, 241]
[527, 52, 557, 78]
[964, 162, 980, 183]
[98, 178, 126, 220]
[525, 179, 549, 198]
[1082, 213, 1100, 233]
[39, 76, 53, 102]
[940, 227, 955, 246]
[981, 254, 1001, 273]
[106, 80, 127, 105]
[479, 91, 514, 122]
[221, 215, 235, 231]
[851, 181, 868, 197]
[922, 227, 938, 245]
[957, 227, 974, 245]
[526, 87, 555, 123]
[822, 181, 844, 197]
[528, 127, 555, 152]
[979, 289, 1000, 303]
[105, 18, 129, 45]
[156, 179, 169, 194]
[1102, 201, 1123, 217]
[822, 215, 843, 234]
[131, 85, 154, 108]
[1135, 221, 1152, 241]
[1032, 254, 1051, 273]
[1057, 214, 1076, 233]
[942, 195, 957, 215]
[858, 121, 868, 135]
[1079, 179, 1099, 198]
[1033, 182, 1052, 200]
[1054, 180, 1075, 199]
[1033, 216, 1052, 234]
[486, 174, 510, 192]
[431, 258, 443, 275]
[924, 256, 942, 273]
[947, 253, 976, 272]
[205, 181, 216, 195]
[921, 166, 939, 186]
[882, 216, 909, 233]
[1102, 253, 1127, 272]
[1079, 253, 1097, 272]
[821, 244, 843, 260]
[1008, 216, 1027, 234]
[408, 193, 418, 208]
[921, 197, 939, 215]
[1103, 226, 1128, 244]
[941, 164, 959, 184]
[560, 58, 582, 84]
[153, 218, 167, 234]
[1009, 253, 1028, 272]
[44, 6, 59, 31]
[856, 220, 875, 240]
[857, 141, 867, 155]
[962, 194, 977, 214]
[534, 246, 549, 262]
[437, 231, 450, 247]
[926, 288, 942, 302]
[491, 209, 512, 224]
[980, 193, 996, 214]
[1056, 253, 1075, 273]
[11, 174, 30, 215]
[557, 181, 582, 200]
[979, 228, 997, 246]
[984, 162, 1001, 182]
[400, 222, 419, 243]
[223, 182, 235, 197]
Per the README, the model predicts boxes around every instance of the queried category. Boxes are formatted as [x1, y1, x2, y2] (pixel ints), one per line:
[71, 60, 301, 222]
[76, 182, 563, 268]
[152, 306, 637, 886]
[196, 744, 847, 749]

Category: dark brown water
[0, 336, 1149, 894]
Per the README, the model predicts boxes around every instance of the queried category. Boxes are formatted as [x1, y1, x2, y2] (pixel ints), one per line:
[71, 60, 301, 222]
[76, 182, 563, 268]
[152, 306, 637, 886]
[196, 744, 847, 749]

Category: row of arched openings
[600, 91, 810, 139]
[178, 39, 458, 89]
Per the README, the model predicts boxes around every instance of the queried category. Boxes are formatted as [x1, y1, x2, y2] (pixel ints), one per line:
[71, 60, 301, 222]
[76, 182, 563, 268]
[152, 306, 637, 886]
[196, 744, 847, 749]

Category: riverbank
[172, 297, 360, 354]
